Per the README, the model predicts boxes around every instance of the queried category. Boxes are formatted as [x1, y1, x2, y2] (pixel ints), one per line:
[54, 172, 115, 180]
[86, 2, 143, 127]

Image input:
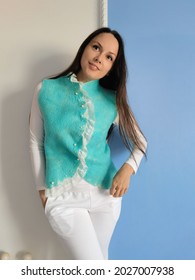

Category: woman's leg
[89, 189, 122, 259]
[45, 191, 104, 260]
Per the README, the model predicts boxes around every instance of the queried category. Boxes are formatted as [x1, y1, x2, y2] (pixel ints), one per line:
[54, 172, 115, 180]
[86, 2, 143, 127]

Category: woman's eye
[92, 44, 100, 51]
[107, 55, 113, 61]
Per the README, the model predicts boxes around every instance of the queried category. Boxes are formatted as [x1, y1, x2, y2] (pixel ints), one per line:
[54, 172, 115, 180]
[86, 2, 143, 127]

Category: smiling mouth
[89, 62, 100, 71]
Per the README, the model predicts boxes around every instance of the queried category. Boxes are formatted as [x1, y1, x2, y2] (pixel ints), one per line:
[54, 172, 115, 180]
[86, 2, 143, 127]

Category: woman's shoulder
[33, 81, 42, 98]
[36, 81, 43, 91]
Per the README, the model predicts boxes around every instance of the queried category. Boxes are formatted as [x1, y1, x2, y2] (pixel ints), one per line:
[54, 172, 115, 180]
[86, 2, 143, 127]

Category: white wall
[0, 0, 103, 260]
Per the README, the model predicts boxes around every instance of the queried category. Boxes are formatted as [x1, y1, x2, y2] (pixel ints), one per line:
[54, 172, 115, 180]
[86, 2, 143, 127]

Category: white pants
[45, 179, 122, 260]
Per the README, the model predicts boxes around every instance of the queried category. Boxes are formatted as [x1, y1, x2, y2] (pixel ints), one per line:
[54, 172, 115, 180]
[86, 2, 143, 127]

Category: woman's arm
[29, 82, 47, 206]
[125, 129, 147, 174]
[110, 115, 147, 197]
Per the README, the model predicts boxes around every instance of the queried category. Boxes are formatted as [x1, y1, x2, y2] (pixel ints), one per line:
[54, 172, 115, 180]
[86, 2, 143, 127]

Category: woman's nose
[94, 56, 102, 63]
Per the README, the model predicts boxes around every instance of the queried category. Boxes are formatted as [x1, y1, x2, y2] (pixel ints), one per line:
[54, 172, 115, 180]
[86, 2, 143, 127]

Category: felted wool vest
[38, 74, 118, 196]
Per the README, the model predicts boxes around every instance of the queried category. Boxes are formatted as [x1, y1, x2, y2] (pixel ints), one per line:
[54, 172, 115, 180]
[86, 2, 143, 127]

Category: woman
[29, 27, 147, 260]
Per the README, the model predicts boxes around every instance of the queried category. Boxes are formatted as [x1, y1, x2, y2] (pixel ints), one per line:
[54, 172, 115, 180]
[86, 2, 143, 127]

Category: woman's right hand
[39, 190, 47, 209]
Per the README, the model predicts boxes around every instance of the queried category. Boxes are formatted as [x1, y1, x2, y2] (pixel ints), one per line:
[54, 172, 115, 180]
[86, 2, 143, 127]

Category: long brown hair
[51, 27, 147, 158]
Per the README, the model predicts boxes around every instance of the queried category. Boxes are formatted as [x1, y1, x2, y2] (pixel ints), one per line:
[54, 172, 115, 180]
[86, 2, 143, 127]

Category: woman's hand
[39, 190, 47, 209]
[110, 163, 134, 197]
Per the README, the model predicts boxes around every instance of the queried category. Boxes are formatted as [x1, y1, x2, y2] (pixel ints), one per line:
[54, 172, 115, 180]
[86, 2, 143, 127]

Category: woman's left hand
[110, 163, 134, 197]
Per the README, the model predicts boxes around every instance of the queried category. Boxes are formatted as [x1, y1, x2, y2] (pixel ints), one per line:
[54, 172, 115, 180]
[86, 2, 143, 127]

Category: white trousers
[45, 179, 122, 260]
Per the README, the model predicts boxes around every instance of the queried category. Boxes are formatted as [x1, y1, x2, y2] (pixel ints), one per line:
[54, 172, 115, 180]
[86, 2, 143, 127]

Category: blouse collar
[70, 73, 99, 89]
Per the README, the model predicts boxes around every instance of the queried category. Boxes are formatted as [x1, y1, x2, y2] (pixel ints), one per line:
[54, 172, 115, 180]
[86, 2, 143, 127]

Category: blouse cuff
[125, 158, 138, 174]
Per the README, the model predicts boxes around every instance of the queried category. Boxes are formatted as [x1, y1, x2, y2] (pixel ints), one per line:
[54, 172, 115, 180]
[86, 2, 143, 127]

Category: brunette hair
[51, 27, 146, 158]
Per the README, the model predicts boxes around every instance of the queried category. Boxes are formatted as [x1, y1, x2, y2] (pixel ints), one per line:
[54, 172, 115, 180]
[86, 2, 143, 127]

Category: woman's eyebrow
[92, 40, 117, 56]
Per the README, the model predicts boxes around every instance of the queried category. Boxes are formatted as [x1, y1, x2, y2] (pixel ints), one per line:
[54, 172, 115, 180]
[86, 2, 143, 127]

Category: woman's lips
[88, 62, 100, 71]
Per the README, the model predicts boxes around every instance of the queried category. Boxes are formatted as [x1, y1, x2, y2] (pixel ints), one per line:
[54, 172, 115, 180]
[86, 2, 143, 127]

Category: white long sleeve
[125, 131, 147, 174]
[113, 115, 147, 174]
[29, 82, 46, 190]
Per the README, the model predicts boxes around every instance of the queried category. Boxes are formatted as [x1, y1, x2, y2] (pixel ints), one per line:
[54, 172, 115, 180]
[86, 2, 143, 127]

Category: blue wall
[108, 0, 195, 259]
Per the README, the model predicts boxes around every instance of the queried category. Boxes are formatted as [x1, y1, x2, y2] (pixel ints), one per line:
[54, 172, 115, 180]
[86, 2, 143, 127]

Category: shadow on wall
[0, 51, 73, 260]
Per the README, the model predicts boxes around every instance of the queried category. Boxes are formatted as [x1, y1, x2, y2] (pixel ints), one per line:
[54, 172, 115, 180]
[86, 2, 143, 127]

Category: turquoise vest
[38, 74, 117, 196]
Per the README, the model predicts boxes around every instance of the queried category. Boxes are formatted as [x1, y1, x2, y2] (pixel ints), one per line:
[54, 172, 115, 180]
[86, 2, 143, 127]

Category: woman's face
[77, 33, 119, 83]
